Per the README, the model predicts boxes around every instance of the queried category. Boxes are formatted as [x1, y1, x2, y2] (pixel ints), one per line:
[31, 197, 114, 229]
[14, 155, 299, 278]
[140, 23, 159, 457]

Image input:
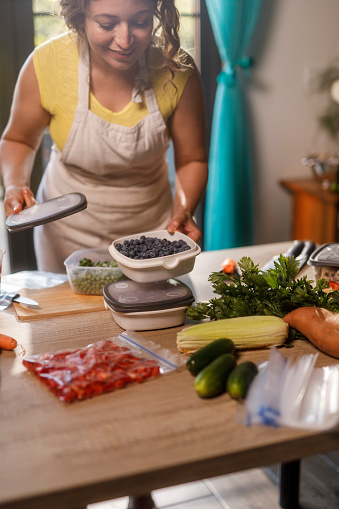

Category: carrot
[0, 334, 18, 351]
[283, 307, 339, 359]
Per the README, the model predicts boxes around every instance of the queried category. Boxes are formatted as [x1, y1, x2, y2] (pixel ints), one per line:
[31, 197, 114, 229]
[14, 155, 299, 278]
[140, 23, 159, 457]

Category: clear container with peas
[64, 248, 126, 295]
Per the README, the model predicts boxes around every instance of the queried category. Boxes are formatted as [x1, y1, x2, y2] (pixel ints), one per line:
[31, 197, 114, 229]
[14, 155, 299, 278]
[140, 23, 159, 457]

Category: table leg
[127, 493, 156, 509]
[279, 460, 300, 509]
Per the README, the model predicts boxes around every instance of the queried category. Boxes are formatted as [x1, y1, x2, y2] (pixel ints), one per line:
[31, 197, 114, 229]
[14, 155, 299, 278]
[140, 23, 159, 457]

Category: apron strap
[77, 45, 90, 108]
[133, 50, 162, 119]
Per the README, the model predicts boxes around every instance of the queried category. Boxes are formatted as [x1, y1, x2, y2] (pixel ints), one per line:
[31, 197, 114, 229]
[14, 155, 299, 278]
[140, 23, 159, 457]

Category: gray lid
[6, 193, 87, 232]
[103, 278, 194, 313]
[308, 243, 339, 267]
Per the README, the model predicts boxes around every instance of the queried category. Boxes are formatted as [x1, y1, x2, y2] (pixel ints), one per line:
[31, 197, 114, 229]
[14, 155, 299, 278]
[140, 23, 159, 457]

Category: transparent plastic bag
[2, 270, 67, 290]
[116, 330, 186, 374]
[23, 332, 183, 402]
[245, 348, 339, 430]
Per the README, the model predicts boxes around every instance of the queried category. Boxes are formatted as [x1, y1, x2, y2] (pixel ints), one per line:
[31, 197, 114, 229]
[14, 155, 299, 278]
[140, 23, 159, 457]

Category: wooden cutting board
[13, 282, 106, 321]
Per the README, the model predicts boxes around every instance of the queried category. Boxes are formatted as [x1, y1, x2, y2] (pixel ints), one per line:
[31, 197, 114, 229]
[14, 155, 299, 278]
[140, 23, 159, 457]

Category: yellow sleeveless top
[33, 33, 194, 152]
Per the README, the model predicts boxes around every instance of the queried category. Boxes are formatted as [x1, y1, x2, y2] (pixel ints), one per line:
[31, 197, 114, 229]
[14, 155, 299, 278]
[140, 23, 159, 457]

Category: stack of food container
[64, 230, 201, 330]
[104, 230, 200, 330]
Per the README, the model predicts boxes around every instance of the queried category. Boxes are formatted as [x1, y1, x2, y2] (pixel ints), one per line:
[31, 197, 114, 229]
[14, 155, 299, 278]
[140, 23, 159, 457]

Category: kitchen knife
[261, 240, 316, 273]
[0, 292, 39, 311]
[294, 241, 317, 272]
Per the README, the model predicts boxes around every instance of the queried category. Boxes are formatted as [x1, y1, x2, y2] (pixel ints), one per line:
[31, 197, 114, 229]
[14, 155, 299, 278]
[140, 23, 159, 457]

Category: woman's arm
[0, 53, 51, 217]
[167, 66, 208, 244]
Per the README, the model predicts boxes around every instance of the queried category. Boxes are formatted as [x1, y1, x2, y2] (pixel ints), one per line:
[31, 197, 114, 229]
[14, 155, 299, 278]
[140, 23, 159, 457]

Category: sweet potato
[0, 334, 17, 351]
[283, 307, 339, 359]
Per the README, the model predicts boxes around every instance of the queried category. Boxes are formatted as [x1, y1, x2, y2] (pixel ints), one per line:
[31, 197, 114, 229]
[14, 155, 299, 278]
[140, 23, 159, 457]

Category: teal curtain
[204, 0, 263, 250]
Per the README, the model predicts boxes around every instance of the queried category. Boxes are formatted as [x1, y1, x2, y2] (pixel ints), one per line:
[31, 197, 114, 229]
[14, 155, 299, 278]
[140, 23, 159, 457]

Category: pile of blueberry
[115, 236, 191, 260]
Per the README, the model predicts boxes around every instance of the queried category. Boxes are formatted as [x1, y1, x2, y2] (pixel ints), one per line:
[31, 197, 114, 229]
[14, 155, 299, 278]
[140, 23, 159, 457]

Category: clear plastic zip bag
[245, 347, 339, 430]
[23, 331, 185, 403]
[116, 330, 186, 374]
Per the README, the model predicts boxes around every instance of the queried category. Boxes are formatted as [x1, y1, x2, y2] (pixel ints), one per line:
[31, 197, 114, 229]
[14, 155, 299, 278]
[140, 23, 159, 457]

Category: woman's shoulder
[33, 32, 78, 90]
[33, 32, 78, 116]
[34, 32, 78, 64]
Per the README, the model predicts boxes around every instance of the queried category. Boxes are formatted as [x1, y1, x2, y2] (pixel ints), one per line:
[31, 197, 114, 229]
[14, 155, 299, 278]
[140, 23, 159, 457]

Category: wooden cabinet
[280, 178, 339, 244]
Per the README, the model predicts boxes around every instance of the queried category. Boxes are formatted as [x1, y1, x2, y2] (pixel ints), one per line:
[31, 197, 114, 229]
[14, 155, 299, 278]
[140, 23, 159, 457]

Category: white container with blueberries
[109, 230, 201, 283]
[103, 230, 200, 329]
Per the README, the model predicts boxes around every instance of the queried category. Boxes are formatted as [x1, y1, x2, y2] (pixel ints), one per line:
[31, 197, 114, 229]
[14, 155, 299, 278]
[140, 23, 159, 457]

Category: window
[178, 0, 201, 68]
[32, 0, 65, 46]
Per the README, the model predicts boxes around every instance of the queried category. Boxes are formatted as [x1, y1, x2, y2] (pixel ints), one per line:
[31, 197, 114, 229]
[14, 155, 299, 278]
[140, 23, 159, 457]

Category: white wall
[247, 0, 339, 244]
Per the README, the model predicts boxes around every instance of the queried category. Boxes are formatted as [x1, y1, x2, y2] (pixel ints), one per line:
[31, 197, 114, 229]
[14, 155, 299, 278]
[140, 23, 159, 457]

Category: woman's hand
[167, 208, 202, 244]
[4, 185, 37, 218]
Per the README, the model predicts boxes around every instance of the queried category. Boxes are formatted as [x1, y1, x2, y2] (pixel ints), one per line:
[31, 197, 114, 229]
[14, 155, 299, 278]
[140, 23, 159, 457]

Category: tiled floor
[88, 468, 282, 509]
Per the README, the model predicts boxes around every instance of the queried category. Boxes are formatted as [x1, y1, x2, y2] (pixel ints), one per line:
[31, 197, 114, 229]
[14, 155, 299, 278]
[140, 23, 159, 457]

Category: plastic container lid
[103, 278, 194, 313]
[307, 243, 339, 267]
[6, 193, 87, 232]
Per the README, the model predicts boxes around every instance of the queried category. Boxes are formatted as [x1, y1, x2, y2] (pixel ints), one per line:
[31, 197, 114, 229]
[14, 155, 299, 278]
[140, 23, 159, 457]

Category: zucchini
[186, 337, 235, 376]
[226, 361, 258, 400]
[194, 353, 236, 398]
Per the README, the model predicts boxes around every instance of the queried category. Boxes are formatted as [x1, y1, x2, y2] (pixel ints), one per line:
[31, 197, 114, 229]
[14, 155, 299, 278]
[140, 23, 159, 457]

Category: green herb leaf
[186, 255, 338, 320]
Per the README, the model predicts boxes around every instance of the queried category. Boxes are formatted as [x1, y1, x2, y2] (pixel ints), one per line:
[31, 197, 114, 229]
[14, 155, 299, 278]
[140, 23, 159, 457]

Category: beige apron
[34, 48, 172, 272]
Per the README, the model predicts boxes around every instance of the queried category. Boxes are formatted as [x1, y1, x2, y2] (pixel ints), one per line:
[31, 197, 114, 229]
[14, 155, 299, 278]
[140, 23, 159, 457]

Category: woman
[0, 0, 208, 273]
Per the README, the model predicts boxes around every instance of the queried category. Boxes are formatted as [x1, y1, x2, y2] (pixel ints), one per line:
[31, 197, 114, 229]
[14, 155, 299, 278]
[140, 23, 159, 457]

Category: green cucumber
[194, 353, 236, 398]
[186, 338, 235, 376]
[226, 361, 258, 400]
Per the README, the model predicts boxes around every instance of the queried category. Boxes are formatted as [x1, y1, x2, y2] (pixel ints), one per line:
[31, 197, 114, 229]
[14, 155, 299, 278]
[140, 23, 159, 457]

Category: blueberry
[117, 236, 190, 260]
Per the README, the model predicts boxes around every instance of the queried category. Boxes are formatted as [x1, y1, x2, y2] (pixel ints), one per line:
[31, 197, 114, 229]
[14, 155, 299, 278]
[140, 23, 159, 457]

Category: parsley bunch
[186, 255, 339, 321]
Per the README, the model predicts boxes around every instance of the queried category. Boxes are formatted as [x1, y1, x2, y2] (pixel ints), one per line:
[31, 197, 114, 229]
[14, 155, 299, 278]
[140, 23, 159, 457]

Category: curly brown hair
[57, 0, 185, 77]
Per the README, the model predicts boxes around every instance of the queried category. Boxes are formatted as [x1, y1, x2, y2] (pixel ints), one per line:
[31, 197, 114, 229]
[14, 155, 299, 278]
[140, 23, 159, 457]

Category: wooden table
[1, 242, 338, 509]
[280, 178, 339, 244]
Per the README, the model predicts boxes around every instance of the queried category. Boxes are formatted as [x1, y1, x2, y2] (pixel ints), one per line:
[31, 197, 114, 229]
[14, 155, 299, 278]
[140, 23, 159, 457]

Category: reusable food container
[103, 278, 194, 330]
[64, 248, 125, 295]
[109, 230, 201, 283]
[307, 243, 339, 284]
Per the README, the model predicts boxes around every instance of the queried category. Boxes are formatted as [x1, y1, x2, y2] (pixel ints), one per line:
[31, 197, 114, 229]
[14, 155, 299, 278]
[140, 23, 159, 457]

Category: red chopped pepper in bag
[23, 339, 160, 402]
